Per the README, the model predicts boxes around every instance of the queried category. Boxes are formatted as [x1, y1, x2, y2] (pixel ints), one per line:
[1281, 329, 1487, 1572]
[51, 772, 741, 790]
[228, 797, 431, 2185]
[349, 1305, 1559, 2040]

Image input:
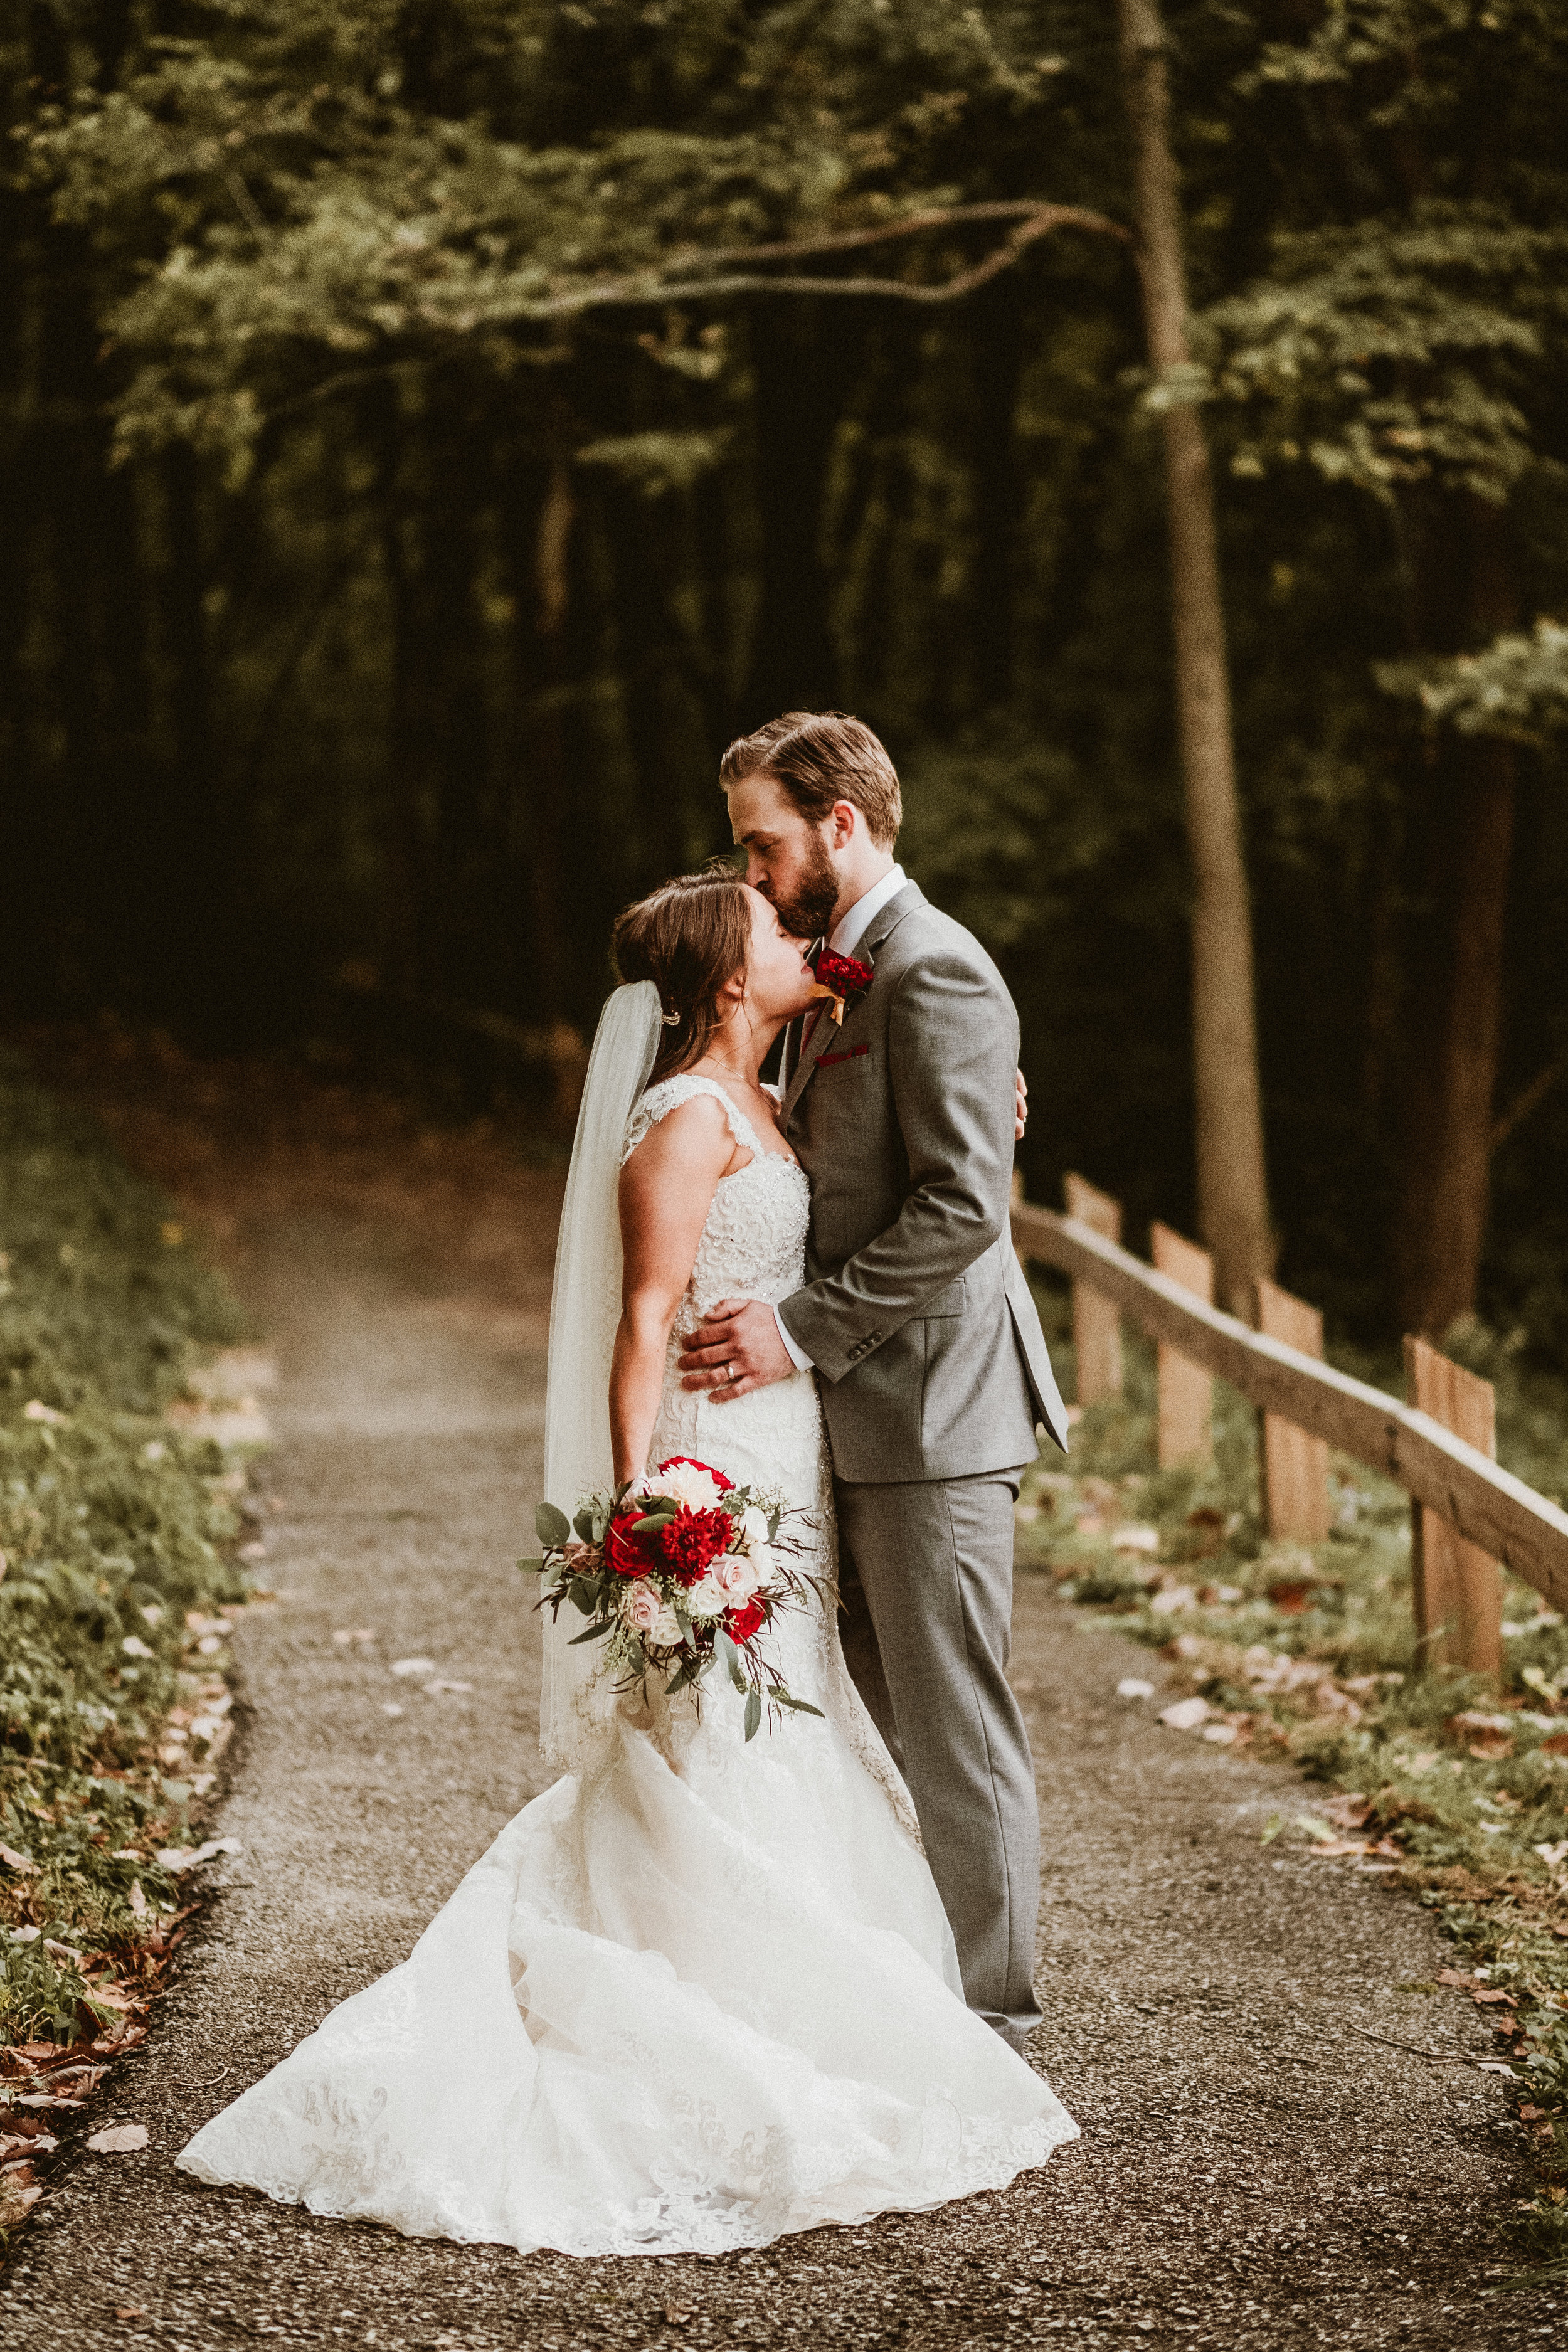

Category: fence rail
[1010, 1197, 1568, 1621]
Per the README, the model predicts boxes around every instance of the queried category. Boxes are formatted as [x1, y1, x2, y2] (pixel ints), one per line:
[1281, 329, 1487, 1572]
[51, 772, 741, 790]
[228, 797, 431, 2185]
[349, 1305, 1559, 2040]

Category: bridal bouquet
[521, 1456, 825, 1740]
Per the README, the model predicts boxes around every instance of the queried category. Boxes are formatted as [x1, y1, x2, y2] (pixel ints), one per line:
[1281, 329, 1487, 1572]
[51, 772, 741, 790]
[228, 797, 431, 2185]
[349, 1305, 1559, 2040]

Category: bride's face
[737, 886, 817, 1023]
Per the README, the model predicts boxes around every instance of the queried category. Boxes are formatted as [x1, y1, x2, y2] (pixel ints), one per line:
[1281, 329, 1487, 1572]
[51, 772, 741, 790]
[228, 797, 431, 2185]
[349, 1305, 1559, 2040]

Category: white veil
[539, 979, 662, 1768]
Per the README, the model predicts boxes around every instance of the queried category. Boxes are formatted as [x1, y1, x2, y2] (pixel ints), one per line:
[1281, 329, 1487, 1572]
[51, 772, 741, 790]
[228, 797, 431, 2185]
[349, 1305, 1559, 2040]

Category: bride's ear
[716, 960, 747, 1014]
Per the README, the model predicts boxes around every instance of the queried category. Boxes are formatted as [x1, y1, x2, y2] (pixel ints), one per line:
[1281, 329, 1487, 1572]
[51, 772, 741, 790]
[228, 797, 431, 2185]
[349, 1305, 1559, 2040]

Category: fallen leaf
[128, 1880, 147, 1918]
[1473, 1989, 1516, 2006]
[87, 2124, 149, 2153]
[1542, 1734, 1568, 1759]
[115, 2311, 146, 2323]
[1436, 1968, 1477, 1988]
[1111, 1525, 1160, 1554]
[0, 1845, 38, 1873]
[1158, 1696, 1210, 1731]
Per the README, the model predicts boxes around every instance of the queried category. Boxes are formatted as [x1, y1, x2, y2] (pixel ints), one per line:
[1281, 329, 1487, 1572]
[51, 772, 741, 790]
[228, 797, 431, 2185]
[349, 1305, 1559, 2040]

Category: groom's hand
[1015, 1067, 1028, 1141]
[677, 1298, 793, 1399]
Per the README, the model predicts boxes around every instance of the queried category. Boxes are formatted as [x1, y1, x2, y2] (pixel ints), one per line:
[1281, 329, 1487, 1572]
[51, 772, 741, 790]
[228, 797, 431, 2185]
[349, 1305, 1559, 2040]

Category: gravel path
[0, 1069, 1554, 2351]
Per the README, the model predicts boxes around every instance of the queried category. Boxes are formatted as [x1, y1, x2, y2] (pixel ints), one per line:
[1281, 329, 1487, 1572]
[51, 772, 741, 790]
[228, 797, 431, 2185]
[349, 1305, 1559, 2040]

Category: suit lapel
[782, 881, 926, 1126]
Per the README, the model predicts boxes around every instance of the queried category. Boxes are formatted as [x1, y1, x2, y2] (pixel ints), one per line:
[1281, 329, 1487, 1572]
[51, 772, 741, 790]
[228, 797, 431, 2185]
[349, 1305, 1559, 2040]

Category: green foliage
[0, 1055, 253, 2046]
[1378, 617, 1568, 743]
[1017, 1292, 1568, 2251]
[2, 0, 1567, 1361]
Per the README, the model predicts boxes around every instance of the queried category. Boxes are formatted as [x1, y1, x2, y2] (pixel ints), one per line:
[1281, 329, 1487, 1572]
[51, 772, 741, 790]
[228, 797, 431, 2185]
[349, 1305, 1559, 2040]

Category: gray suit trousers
[834, 1469, 1042, 2051]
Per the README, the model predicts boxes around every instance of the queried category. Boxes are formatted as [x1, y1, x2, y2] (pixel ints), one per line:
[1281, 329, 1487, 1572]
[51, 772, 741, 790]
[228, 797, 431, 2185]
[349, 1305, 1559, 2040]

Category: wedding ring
[723, 1362, 733, 1386]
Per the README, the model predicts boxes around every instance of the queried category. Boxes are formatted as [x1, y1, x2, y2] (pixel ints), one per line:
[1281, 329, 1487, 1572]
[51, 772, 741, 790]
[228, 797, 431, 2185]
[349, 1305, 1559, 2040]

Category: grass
[1020, 1278, 1568, 2272]
[1, 1051, 258, 2225]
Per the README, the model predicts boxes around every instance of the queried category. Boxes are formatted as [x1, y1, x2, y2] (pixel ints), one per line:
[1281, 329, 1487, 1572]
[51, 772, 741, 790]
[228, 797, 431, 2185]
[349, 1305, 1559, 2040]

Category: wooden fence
[1010, 1179, 1568, 1674]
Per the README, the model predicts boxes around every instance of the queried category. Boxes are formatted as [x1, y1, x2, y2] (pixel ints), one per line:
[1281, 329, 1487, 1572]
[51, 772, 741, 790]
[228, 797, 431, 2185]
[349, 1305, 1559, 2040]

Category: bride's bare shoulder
[621, 1084, 734, 1179]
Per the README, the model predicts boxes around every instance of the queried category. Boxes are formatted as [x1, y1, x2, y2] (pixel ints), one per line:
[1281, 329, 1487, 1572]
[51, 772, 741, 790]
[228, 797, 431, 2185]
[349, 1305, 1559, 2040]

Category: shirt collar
[829, 863, 907, 960]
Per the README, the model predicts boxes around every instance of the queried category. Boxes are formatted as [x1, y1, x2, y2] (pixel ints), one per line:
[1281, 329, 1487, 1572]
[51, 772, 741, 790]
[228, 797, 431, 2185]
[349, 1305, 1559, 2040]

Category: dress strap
[621, 1074, 759, 1167]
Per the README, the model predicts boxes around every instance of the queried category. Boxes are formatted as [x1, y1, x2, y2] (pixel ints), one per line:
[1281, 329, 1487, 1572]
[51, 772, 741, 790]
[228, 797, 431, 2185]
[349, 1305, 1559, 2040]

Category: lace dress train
[176, 1076, 1078, 2254]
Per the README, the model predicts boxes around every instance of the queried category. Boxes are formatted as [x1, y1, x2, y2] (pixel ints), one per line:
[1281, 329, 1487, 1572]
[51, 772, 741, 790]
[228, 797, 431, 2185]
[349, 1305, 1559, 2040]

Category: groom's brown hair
[719, 711, 902, 849]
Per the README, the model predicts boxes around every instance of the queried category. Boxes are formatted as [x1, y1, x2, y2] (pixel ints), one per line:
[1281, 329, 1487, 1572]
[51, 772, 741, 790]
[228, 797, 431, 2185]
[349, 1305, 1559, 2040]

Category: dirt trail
[0, 1047, 1552, 2351]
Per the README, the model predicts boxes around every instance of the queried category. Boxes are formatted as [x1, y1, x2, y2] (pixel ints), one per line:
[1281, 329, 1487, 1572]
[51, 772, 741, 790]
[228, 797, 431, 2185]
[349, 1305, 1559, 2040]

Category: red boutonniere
[809, 949, 874, 1028]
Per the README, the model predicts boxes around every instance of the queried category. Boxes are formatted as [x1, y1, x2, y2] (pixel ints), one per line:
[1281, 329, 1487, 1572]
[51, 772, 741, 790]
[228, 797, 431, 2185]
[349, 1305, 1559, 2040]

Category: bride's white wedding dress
[177, 1074, 1078, 2254]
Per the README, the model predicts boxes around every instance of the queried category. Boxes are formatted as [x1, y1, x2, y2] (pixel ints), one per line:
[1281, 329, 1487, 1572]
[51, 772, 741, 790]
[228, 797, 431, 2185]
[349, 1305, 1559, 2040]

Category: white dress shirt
[771, 865, 907, 1371]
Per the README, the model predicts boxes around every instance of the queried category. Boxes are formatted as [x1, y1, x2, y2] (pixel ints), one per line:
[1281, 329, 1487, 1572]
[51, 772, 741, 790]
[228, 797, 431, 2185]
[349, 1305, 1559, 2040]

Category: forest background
[3, 0, 1567, 1360]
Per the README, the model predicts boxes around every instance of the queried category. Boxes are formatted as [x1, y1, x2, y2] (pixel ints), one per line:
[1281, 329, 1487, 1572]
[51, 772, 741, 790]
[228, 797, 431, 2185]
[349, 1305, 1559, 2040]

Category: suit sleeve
[776, 944, 1018, 1385]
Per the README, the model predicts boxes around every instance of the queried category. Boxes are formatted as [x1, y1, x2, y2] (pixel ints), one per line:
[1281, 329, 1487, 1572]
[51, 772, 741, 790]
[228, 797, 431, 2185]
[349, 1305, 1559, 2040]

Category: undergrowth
[1020, 1283, 1568, 2272]
[1, 1051, 257, 2223]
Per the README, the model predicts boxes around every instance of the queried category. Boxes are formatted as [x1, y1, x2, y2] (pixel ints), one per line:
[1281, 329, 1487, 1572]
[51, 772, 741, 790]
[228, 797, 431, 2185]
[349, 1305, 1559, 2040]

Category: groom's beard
[769, 836, 841, 945]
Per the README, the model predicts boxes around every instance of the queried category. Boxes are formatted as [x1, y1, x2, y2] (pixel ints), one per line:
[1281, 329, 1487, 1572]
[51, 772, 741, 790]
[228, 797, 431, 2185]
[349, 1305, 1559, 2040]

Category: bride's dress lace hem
[176, 1072, 1079, 2252]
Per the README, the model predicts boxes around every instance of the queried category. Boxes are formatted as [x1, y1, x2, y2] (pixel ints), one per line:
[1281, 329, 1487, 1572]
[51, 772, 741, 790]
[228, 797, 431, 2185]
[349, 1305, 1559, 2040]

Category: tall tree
[1116, 0, 1274, 1317]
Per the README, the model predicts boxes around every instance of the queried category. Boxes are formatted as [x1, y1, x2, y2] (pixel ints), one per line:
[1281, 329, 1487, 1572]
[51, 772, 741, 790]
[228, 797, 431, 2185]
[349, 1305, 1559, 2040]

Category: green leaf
[516, 1554, 545, 1576]
[665, 1657, 694, 1695]
[631, 1511, 674, 1535]
[715, 1628, 747, 1693]
[568, 1618, 614, 1645]
[775, 1692, 825, 1719]
[744, 1687, 761, 1742]
[569, 1577, 598, 1614]
[536, 1501, 572, 1547]
[766, 1510, 780, 1542]
[573, 1508, 596, 1543]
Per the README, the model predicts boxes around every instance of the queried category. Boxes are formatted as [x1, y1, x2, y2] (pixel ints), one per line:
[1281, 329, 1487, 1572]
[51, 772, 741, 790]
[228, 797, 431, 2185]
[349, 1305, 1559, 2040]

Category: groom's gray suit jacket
[776, 881, 1069, 1485]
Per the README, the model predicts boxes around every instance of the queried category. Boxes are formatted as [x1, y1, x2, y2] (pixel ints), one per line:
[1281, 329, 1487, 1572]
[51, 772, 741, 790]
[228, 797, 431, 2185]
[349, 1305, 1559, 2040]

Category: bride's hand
[677, 1298, 794, 1399]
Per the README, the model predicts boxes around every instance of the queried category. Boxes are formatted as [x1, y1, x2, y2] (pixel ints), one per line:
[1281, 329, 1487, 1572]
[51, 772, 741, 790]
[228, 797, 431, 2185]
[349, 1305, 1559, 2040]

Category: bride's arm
[610, 1097, 734, 1485]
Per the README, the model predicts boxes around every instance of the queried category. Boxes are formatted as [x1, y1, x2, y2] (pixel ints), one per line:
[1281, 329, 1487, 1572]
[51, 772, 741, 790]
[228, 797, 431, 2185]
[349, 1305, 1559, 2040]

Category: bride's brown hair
[612, 864, 752, 1084]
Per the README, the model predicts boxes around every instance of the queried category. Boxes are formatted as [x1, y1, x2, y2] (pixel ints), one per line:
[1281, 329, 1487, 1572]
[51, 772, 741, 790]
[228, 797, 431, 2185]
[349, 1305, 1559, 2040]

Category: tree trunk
[1116, 0, 1273, 1317]
[1394, 499, 1519, 1335]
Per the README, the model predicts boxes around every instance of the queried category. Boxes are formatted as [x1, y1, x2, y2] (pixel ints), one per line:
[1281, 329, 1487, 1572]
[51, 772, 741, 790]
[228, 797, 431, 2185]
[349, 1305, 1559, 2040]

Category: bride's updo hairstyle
[612, 864, 751, 1084]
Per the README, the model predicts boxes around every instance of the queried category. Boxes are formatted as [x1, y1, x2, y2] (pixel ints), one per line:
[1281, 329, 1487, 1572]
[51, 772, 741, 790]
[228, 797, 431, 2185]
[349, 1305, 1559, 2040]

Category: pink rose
[622, 1579, 680, 1646]
[709, 1552, 760, 1605]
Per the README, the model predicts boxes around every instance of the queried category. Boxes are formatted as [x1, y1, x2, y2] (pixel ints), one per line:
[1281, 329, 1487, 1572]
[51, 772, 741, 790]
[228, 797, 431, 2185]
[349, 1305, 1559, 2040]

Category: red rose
[652, 1454, 734, 1494]
[659, 1505, 729, 1585]
[605, 1513, 654, 1577]
[814, 948, 873, 1000]
[725, 1596, 765, 1643]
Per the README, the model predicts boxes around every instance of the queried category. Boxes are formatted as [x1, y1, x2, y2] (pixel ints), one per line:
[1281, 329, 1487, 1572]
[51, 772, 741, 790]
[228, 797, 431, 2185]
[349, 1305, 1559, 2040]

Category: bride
[177, 866, 1078, 2255]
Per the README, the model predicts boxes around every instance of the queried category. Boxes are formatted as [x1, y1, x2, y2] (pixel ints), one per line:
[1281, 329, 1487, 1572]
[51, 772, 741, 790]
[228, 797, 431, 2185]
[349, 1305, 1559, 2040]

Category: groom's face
[725, 771, 843, 942]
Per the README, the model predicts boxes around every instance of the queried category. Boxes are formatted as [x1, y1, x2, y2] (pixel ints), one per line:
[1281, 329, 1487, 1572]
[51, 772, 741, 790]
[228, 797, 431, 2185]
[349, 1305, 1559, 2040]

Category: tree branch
[514, 201, 1128, 319]
[1492, 1049, 1568, 1154]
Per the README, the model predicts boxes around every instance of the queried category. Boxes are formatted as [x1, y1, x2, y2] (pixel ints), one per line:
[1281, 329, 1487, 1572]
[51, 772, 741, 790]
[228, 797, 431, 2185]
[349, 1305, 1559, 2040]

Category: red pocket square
[817, 1044, 869, 1067]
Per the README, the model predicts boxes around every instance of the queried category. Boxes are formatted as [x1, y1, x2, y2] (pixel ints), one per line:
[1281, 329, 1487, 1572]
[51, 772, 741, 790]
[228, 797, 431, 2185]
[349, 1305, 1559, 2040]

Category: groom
[678, 711, 1070, 2052]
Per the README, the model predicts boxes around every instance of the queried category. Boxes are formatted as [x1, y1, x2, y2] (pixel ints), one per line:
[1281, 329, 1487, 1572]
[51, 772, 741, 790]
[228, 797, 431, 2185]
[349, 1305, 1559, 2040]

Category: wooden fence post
[1151, 1222, 1213, 1466]
[1256, 1278, 1330, 1540]
[1063, 1173, 1123, 1405]
[1404, 1335, 1502, 1682]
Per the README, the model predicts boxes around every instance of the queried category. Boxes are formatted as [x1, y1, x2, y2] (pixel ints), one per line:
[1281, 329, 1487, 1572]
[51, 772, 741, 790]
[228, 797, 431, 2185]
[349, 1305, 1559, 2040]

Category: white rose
[739, 1505, 771, 1553]
[684, 1574, 727, 1621]
[652, 1458, 724, 1512]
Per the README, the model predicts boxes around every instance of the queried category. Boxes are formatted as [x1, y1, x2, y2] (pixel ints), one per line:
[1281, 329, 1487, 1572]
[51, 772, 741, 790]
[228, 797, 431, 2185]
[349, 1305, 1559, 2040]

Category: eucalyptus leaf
[573, 1508, 596, 1544]
[715, 1628, 748, 1693]
[516, 1554, 544, 1576]
[744, 1687, 761, 1742]
[569, 1577, 597, 1614]
[568, 1618, 615, 1645]
[536, 1501, 572, 1548]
